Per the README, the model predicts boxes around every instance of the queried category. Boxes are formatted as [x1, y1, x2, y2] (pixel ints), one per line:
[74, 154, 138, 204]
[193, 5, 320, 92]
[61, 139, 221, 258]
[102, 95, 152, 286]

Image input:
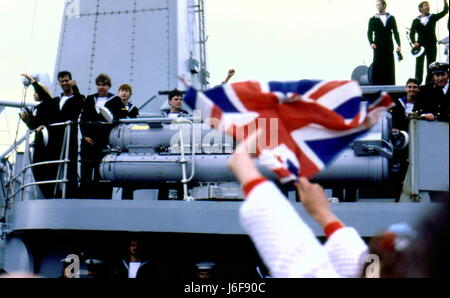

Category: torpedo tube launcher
[99, 114, 394, 200]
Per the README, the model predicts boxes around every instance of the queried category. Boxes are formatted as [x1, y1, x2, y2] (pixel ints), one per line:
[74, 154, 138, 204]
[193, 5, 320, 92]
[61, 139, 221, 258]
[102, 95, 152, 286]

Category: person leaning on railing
[19, 73, 60, 198]
[104, 84, 139, 120]
[413, 62, 449, 122]
[160, 89, 190, 118]
[52, 71, 85, 198]
[104, 83, 139, 199]
[79, 73, 115, 199]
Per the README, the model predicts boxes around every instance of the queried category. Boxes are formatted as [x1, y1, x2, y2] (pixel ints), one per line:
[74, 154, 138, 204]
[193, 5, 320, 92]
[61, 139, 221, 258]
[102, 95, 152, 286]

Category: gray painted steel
[52, 0, 206, 114]
[414, 121, 449, 191]
[100, 115, 392, 186]
[360, 85, 406, 95]
[12, 199, 244, 234]
[11, 199, 434, 237]
[2, 237, 34, 273]
[108, 122, 234, 154]
[400, 120, 449, 202]
[100, 149, 389, 185]
[0, 100, 37, 109]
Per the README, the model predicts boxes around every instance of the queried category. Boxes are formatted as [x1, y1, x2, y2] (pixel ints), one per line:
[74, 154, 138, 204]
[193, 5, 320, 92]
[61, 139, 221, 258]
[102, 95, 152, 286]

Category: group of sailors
[368, 0, 448, 85]
[387, 61, 449, 200]
[19, 68, 237, 200]
[389, 61, 449, 127]
[20, 71, 186, 199]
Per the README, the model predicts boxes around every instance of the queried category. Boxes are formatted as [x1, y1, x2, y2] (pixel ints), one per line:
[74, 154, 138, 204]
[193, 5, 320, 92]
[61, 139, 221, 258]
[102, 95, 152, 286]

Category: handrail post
[177, 123, 190, 201]
[20, 129, 32, 201]
[176, 118, 195, 201]
[409, 120, 418, 202]
[62, 122, 71, 199]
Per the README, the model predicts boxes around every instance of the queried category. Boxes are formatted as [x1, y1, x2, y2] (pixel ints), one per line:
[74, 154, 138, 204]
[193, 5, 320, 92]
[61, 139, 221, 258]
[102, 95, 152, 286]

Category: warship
[0, 0, 448, 278]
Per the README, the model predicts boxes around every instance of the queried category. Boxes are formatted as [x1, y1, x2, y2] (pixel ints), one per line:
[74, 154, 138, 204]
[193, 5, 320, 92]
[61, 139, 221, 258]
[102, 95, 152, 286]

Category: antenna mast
[196, 0, 209, 90]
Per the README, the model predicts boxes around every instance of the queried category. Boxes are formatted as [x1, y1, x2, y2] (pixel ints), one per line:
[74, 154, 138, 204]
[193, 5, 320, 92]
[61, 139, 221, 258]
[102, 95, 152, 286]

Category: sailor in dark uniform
[53, 71, 85, 198]
[195, 261, 216, 279]
[409, 0, 449, 84]
[112, 237, 158, 279]
[19, 74, 60, 198]
[104, 84, 139, 199]
[104, 84, 139, 120]
[389, 78, 420, 132]
[388, 78, 420, 201]
[160, 89, 190, 118]
[159, 89, 190, 200]
[20, 72, 84, 198]
[79, 73, 116, 199]
[367, 0, 401, 85]
[413, 62, 449, 122]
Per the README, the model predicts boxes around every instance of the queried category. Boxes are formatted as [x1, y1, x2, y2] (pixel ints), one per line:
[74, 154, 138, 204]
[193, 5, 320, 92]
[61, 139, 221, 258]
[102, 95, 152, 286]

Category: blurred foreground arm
[229, 131, 338, 277]
[297, 177, 342, 234]
[229, 130, 367, 277]
[297, 177, 368, 277]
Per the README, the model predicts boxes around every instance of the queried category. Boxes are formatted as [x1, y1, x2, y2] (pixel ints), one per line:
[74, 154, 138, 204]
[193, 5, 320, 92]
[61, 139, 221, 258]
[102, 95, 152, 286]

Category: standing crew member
[104, 83, 139, 199]
[53, 71, 85, 198]
[19, 74, 59, 198]
[367, 0, 401, 85]
[79, 73, 115, 199]
[409, 0, 448, 84]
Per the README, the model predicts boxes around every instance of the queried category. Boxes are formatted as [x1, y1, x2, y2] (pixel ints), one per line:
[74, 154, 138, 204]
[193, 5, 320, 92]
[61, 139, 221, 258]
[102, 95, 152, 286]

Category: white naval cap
[195, 261, 216, 270]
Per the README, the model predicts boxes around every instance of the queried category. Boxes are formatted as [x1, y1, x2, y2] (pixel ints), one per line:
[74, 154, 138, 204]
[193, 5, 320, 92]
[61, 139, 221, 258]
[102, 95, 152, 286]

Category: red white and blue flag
[184, 80, 393, 183]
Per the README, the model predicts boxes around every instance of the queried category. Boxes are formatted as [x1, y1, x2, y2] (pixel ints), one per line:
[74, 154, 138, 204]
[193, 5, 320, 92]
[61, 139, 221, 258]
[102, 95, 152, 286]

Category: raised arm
[21, 73, 52, 102]
[229, 130, 339, 277]
[21, 73, 35, 85]
[221, 69, 236, 84]
[65, 79, 84, 122]
[296, 178, 368, 278]
[435, 0, 449, 20]
[227, 130, 263, 185]
[296, 177, 341, 229]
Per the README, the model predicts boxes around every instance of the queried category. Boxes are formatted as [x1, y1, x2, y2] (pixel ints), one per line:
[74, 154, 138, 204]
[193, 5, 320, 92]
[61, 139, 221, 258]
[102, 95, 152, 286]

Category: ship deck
[11, 199, 433, 236]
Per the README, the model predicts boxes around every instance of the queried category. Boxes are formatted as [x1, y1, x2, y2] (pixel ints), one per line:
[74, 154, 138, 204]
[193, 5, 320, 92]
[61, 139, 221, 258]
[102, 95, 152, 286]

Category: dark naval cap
[429, 62, 449, 74]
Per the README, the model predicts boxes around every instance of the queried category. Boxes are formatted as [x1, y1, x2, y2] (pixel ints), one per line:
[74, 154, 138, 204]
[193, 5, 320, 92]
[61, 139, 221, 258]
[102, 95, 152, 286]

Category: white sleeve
[239, 181, 340, 278]
[324, 227, 368, 278]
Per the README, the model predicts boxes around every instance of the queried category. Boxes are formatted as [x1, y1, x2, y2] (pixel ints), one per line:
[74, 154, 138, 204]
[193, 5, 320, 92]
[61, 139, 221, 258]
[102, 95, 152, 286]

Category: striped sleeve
[239, 180, 340, 278]
[324, 227, 368, 278]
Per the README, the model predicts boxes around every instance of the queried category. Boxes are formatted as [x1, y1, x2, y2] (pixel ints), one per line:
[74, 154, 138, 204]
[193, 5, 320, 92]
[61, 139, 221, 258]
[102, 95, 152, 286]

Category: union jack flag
[184, 80, 393, 183]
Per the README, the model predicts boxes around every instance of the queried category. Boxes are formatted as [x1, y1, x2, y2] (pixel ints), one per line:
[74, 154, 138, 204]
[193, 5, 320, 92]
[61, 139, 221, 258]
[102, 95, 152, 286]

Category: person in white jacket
[228, 130, 369, 278]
